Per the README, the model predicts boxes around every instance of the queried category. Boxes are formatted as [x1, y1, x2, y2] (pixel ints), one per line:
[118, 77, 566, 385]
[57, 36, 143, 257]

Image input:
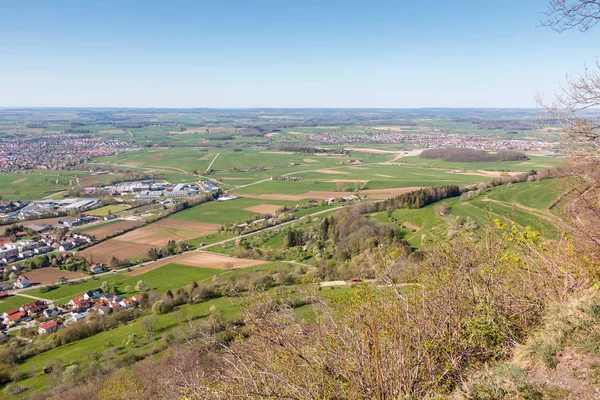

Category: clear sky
[0, 0, 598, 108]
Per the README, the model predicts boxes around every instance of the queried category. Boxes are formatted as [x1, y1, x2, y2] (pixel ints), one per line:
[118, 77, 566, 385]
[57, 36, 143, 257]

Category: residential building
[38, 320, 58, 334]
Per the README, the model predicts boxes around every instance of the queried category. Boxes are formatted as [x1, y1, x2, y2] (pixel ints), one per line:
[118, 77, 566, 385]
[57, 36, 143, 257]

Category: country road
[205, 152, 220, 173]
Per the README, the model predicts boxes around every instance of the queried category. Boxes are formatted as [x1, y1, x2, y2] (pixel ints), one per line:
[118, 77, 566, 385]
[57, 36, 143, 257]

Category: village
[1, 288, 143, 336]
[0, 227, 97, 266]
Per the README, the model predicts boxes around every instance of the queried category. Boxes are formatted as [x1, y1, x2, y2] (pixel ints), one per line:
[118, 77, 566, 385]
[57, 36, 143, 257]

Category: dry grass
[314, 169, 350, 175]
[244, 204, 282, 214]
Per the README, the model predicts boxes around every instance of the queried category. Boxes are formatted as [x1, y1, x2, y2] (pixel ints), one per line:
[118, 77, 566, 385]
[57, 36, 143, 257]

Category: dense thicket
[378, 185, 462, 211]
[311, 207, 409, 262]
[420, 148, 528, 162]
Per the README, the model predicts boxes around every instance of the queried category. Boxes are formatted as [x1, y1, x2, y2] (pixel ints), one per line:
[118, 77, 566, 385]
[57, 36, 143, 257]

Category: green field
[0, 294, 33, 315]
[187, 232, 237, 247]
[10, 295, 243, 394]
[0, 171, 76, 200]
[75, 218, 123, 233]
[398, 155, 563, 171]
[87, 204, 130, 216]
[168, 197, 296, 224]
[22, 274, 129, 303]
[116, 264, 223, 295]
[371, 178, 563, 246]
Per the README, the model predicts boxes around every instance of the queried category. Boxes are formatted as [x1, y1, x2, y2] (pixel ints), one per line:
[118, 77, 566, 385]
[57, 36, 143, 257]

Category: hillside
[371, 178, 565, 246]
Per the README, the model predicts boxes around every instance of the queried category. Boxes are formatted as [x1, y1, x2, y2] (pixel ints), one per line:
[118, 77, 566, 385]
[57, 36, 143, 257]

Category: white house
[14, 276, 30, 289]
[38, 320, 58, 334]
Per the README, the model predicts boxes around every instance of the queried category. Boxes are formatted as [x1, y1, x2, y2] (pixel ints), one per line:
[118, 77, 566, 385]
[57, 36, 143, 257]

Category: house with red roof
[38, 320, 58, 334]
[4, 311, 25, 325]
[68, 296, 90, 310]
[2, 308, 20, 319]
[20, 300, 46, 316]
[119, 298, 136, 309]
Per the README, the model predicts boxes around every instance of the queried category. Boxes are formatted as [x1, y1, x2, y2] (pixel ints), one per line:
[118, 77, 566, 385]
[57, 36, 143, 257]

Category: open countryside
[1, 0, 600, 399]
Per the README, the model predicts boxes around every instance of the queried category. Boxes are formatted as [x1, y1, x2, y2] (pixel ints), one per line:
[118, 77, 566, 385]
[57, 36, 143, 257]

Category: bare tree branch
[541, 0, 600, 32]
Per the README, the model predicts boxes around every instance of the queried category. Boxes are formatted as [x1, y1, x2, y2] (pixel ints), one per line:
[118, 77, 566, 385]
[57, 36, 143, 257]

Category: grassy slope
[375, 179, 563, 247]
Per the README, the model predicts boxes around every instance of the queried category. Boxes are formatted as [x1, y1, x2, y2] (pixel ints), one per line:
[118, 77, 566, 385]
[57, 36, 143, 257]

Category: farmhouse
[87, 265, 104, 274]
[4, 310, 25, 325]
[38, 320, 58, 335]
[20, 300, 46, 316]
[14, 275, 30, 289]
[2, 308, 20, 320]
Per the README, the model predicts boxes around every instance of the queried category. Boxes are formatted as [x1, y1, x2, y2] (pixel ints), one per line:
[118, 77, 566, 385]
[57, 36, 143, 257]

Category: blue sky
[0, 0, 598, 108]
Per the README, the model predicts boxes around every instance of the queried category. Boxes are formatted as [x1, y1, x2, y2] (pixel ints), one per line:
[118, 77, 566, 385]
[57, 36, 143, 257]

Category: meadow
[398, 154, 563, 171]
[372, 178, 564, 246]
[167, 197, 296, 224]
[86, 205, 130, 217]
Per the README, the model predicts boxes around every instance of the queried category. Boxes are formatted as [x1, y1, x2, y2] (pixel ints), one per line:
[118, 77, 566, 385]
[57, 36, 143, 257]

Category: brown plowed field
[77, 241, 154, 264]
[76, 219, 221, 264]
[154, 220, 220, 231]
[23, 268, 86, 285]
[127, 252, 266, 276]
[82, 220, 141, 238]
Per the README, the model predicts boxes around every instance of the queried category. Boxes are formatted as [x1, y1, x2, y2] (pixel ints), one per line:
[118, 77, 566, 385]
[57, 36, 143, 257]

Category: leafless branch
[541, 0, 600, 32]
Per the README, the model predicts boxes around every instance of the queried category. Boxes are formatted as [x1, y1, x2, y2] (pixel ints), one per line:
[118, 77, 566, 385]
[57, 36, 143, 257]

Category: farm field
[116, 263, 226, 294]
[22, 267, 86, 285]
[115, 223, 219, 246]
[7, 262, 332, 396]
[76, 240, 155, 264]
[167, 197, 297, 224]
[22, 273, 129, 303]
[398, 154, 563, 171]
[77, 219, 141, 237]
[128, 252, 267, 276]
[0, 171, 76, 200]
[87, 204, 130, 216]
[10, 295, 244, 394]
